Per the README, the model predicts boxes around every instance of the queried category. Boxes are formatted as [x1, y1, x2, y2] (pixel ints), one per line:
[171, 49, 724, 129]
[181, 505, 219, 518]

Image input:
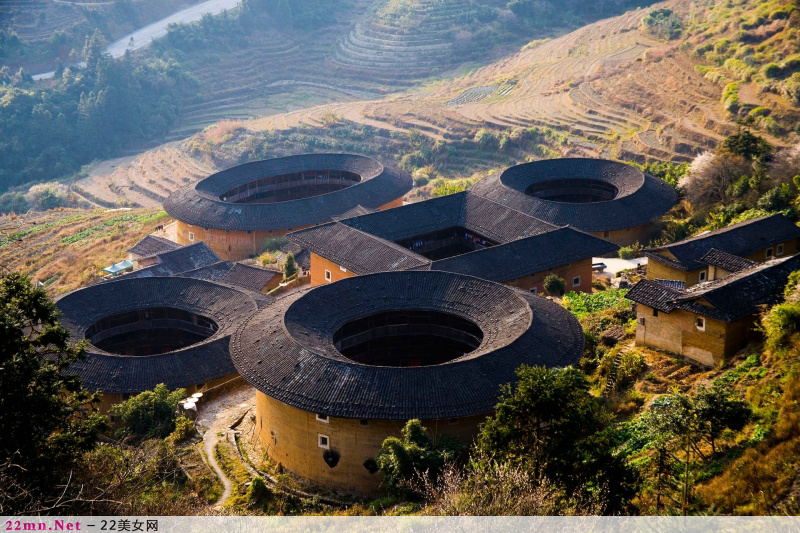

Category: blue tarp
[103, 259, 134, 275]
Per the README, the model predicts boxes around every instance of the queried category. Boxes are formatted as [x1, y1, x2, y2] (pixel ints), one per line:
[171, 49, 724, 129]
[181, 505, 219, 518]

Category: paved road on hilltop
[33, 0, 242, 80]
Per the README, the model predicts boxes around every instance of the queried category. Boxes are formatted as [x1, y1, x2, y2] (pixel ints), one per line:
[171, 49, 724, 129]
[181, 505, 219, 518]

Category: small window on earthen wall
[696, 317, 705, 331]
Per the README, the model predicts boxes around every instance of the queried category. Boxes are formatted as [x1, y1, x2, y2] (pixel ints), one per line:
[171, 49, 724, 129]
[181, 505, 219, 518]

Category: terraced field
[83, 0, 792, 206]
[243, 1, 726, 162]
[0, 208, 168, 294]
[74, 146, 214, 208]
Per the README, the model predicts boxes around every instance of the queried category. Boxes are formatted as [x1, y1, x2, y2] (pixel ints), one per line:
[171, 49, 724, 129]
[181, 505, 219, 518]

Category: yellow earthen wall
[310, 253, 358, 286]
[505, 259, 594, 294]
[255, 392, 486, 493]
[175, 198, 405, 261]
[590, 224, 651, 248]
[634, 305, 755, 366]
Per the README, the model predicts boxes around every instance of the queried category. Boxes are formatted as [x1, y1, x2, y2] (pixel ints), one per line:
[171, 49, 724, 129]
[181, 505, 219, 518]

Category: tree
[722, 130, 772, 163]
[678, 150, 751, 208]
[283, 252, 298, 280]
[110, 384, 186, 439]
[0, 273, 107, 513]
[477, 365, 638, 514]
[375, 419, 465, 497]
[694, 381, 751, 454]
[543, 274, 566, 296]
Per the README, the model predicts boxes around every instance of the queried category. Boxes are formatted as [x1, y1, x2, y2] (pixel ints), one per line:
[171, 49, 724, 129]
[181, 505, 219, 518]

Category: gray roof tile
[164, 154, 412, 231]
[470, 158, 677, 232]
[231, 271, 584, 419]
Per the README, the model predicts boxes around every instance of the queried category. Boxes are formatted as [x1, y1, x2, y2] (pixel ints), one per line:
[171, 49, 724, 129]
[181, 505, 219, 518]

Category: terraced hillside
[330, 0, 469, 84]
[74, 146, 214, 208]
[82, 0, 799, 206]
[249, 1, 797, 161]
[0, 208, 168, 294]
[162, 0, 519, 139]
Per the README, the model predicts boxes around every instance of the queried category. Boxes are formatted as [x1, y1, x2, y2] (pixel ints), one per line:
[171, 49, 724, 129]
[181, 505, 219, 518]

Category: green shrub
[543, 274, 566, 296]
[110, 384, 186, 439]
[757, 185, 791, 211]
[618, 242, 643, 259]
[247, 476, 273, 507]
[763, 301, 800, 351]
[763, 62, 783, 79]
[721, 82, 740, 112]
[170, 415, 196, 443]
[784, 270, 800, 298]
[261, 236, 288, 252]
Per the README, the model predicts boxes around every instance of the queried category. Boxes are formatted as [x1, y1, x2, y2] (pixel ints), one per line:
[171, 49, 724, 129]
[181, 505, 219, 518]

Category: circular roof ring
[231, 270, 584, 420]
[56, 276, 260, 394]
[470, 158, 677, 232]
[164, 153, 412, 232]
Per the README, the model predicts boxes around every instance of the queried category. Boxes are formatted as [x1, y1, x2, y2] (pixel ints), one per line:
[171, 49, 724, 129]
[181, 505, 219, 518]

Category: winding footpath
[195, 385, 255, 509]
[33, 0, 242, 80]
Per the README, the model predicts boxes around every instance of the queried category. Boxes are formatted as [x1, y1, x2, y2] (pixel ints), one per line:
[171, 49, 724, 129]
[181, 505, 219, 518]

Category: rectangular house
[642, 214, 800, 287]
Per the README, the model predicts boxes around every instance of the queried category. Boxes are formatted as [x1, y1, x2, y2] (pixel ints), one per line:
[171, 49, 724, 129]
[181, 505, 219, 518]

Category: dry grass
[0, 208, 170, 295]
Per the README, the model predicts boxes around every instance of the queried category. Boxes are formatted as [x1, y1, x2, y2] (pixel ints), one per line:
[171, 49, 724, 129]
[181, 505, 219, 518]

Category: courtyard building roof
[643, 215, 800, 271]
[163, 153, 412, 232]
[470, 158, 677, 232]
[231, 271, 584, 420]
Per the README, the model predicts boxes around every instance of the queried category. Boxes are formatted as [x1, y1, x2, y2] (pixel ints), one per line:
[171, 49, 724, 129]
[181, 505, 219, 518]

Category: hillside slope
[78, 0, 799, 207]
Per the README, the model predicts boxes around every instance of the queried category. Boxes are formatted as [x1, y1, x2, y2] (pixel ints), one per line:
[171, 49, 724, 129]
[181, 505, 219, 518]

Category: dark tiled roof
[431, 227, 619, 282]
[117, 242, 221, 279]
[470, 158, 677, 232]
[332, 204, 376, 221]
[627, 254, 800, 322]
[163, 154, 412, 231]
[56, 277, 264, 394]
[289, 192, 609, 279]
[127, 235, 179, 258]
[655, 279, 686, 290]
[289, 222, 432, 274]
[339, 191, 557, 243]
[221, 263, 280, 292]
[644, 215, 800, 271]
[178, 260, 234, 282]
[280, 242, 310, 269]
[700, 248, 757, 273]
[231, 271, 584, 420]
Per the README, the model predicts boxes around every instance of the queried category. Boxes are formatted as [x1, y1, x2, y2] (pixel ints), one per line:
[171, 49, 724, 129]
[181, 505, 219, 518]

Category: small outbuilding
[627, 253, 800, 366]
[643, 214, 800, 287]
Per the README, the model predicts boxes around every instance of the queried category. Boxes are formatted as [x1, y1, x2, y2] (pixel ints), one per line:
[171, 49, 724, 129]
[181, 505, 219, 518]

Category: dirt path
[195, 385, 256, 509]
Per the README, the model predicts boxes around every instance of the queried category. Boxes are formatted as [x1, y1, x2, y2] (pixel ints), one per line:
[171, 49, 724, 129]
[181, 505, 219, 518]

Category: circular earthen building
[164, 153, 412, 260]
[56, 276, 262, 412]
[471, 158, 677, 247]
[230, 270, 584, 493]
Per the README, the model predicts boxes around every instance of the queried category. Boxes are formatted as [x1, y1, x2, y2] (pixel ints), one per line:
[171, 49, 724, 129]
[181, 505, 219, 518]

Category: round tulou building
[230, 270, 584, 493]
[471, 158, 677, 247]
[164, 153, 412, 261]
[56, 276, 262, 413]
